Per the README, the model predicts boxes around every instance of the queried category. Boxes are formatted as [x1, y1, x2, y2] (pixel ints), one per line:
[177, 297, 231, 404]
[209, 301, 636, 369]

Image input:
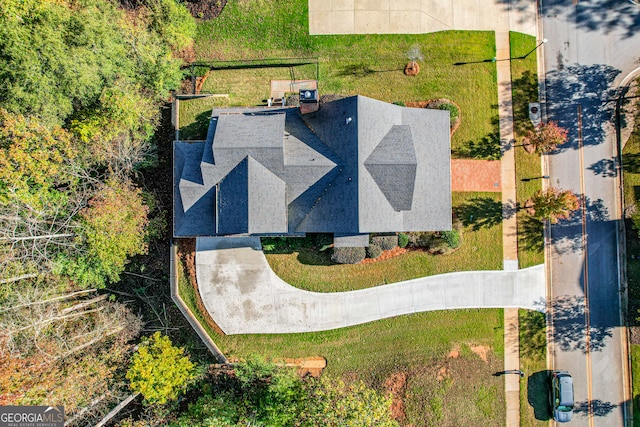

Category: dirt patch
[176, 238, 226, 336]
[404, 62, 420, 76]
[406, 98, 462, 135]
[384, 372, 408, 422]
[185, 0, 227, 20]
[360, 246, 409, 264]
[469, 344, 491, 363]
[283, 356, 326, 378]
[447, 345, 461, 359]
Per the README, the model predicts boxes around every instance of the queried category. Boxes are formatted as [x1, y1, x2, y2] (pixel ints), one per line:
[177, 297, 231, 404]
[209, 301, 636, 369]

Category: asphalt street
[541, 0, 640, 425]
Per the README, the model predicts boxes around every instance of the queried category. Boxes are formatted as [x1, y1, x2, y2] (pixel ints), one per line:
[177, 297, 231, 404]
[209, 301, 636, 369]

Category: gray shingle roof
[173, 96, 451, 238]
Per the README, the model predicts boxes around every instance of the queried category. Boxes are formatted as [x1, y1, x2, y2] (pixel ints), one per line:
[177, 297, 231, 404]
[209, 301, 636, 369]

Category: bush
[371, 235, 398, 251]
[441, 230, 461, 249]
[366, 244, 383, 259]
[331, 247, 366, 264]
[398, 233, 409, 248]
[393, 101, 406, 107]
[406, 232, 434, 248]
[438, 102, 459, 122]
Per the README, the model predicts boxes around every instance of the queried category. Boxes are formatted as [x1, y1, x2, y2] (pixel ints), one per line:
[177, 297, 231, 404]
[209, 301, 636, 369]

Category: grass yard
[190, 0, 499, 157]
[510, 32, 545, 268]
[621, 80, 640, 425]
[177, 253, 505, 426]
[519, 309, 550, 426]
[265, 192, 502, 292]
[632, 344, 640, 427]
[623, 96, 640, 324]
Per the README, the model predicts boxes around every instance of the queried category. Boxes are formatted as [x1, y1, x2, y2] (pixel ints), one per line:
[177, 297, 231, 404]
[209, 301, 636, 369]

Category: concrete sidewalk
[196, 237, 545, 335]
[308, 0, 537, 36]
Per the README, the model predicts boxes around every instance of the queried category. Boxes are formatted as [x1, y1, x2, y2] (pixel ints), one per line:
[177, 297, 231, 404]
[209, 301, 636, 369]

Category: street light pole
[519, 38, 548, 60]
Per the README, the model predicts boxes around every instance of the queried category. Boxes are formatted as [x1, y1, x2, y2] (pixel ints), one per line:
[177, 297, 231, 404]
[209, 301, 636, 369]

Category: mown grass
[510, 32, 545, 268]
[265, 192, 502, 292]
[632, 344, 640, 427]
[623, 97, 640, 325]
[176, 254, 505, 426]
[191, 0, 498, 157]
[622, 89, 640, 426]
[519, 309, 550, 426]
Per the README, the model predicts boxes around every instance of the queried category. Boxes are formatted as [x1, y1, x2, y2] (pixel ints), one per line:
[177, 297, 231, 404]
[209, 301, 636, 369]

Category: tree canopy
[126, 332, 197, 405]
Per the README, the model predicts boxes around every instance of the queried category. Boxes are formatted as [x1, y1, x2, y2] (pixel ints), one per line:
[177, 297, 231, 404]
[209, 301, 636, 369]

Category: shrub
[406, 232, 434, 248]
[331, 247, 366, 264]
[366, 244, 383, 259]
[371, 235, 398, 251]
[441, 230, 461, 249]
[393, 101, 406, 107]
[398, 233, 409, 248]
[438, 103, 459, 122]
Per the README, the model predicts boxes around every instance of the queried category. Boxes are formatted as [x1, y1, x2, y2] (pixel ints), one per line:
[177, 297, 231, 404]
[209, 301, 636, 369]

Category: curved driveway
[196, 237, 545, 335]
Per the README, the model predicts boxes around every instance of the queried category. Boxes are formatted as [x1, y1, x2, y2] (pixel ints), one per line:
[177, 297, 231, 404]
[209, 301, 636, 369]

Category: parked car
[550, 370, 574, 423]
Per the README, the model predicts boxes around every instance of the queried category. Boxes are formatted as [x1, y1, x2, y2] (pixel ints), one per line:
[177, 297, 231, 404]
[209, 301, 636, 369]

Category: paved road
[541, 1, 640, 425]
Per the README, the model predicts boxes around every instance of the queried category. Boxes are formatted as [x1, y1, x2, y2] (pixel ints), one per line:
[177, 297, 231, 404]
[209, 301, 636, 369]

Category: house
[173, 95, 452, 245]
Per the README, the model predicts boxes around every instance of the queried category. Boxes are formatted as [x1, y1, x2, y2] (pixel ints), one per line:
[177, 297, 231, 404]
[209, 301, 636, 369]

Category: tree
[302, 376, 399, 427]
[60, 179, 149, 288]
[126, 332, 197, 405]
[523, 121, 569, 153]
[528, 187, 580, 223]
[169, 359, 398, 427]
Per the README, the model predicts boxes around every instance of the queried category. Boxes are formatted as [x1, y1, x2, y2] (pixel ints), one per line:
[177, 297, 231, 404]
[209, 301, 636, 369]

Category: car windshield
[557, 405, 573, 412]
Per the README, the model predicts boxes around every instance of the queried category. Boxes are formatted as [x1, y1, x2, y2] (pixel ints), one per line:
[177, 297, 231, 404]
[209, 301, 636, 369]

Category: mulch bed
[360, 247, 409, 264]
[406, 98, 462, 135]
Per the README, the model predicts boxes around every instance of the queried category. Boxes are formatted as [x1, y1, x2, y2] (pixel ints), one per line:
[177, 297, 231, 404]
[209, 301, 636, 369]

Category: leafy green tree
[0, 109, 78, 208]
[126, 332, 197, 405]
[528, 187, 580, 223]
[144, 0, 196, 52]
[60, 179, 149, 287]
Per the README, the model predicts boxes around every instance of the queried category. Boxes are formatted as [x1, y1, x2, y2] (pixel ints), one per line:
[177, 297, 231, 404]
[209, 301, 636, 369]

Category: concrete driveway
[196, 237, 545, 335]
[308, 0, 537, 36]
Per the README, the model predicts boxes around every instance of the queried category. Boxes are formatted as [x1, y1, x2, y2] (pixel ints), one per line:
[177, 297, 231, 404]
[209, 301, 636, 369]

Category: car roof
[558, 375, 574, 407]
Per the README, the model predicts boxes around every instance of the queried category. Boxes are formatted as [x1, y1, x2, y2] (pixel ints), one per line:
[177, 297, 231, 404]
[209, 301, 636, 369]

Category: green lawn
[265, 192, 502, 292]
[510, 32, 545, 268]
[519, 309, 549, 426]
[177, 254, 505, 426]
[190, 0, 498, 158]
[622, 89, 640, 426]
[632, 344, 640, 427]
[623, 97, 640, 324]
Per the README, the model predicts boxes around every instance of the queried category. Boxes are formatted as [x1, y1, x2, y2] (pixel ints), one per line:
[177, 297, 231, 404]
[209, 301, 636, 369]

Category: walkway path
[451, 159, 501, 192]
[308, 0, 537, 36]
[495, 27, 522, 427]
[196, 237, 545, 335]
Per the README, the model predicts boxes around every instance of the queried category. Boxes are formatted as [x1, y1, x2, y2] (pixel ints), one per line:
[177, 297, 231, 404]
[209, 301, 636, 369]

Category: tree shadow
[588, 158, 617, 178]
[519, 215, 545, 254]
[549, 295, 613, 353]
[454, 132, 501, 159]
[544, 64, 620, 152]
[337, 63, 403, 78]
[623, 152, 640, 173]
[573, 399, 618, 417]
[180, 110, 211, 140]
[519, 310, 547, 360]
[527, 371, 552, 421]
[455, 198, 516, 231]
[511, 70, 539, 136]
